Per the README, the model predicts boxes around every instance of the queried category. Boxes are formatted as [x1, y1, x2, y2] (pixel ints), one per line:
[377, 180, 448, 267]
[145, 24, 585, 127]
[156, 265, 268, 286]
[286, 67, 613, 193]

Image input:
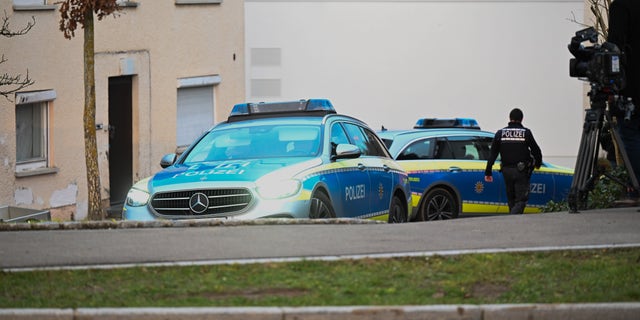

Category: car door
[527, 165, 554, 209]
[329, 122, 371, 218]
[438, 135, 504, 214]
[344, 123, 394, 219]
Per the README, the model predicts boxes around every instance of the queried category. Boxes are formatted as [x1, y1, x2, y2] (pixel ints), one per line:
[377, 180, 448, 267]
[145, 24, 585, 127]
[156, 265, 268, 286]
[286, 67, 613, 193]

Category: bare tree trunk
[83, 9, 104, 220]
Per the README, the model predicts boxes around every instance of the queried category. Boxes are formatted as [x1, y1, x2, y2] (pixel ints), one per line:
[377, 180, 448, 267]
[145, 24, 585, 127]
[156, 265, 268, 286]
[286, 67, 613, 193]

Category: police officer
[484, 108, 542, 214]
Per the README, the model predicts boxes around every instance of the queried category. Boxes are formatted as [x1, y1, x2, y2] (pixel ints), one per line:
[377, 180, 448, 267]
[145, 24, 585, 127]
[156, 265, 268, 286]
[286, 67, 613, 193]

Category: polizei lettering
[345, 184, 366, 201]
[172, 161, 250, 178]
[501, 128, 526, 142]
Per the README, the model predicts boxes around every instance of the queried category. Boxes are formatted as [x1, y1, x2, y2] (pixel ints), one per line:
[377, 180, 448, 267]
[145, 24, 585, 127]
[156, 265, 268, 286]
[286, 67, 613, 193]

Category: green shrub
[586, 164, 629, 209]
[542, 159, 630, 212]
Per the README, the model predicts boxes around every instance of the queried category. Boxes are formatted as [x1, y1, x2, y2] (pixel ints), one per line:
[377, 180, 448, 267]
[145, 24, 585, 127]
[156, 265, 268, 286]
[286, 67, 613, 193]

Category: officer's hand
[484, 175, 493, 183]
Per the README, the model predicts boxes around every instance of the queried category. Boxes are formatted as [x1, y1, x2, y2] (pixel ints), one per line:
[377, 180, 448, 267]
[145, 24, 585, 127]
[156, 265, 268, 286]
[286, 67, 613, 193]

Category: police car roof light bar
[229, 99, 335, 119]
[414, 118, 480, 130]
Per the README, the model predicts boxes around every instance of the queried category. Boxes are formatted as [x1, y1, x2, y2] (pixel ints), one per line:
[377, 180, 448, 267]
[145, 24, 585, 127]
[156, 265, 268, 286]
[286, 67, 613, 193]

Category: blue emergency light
[229, 99, 335, 118]
[414, 118, 480, 130]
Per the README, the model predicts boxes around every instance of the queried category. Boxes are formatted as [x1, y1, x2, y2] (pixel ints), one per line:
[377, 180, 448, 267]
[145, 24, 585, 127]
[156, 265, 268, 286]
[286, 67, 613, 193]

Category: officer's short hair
[509, 108, 523, 122]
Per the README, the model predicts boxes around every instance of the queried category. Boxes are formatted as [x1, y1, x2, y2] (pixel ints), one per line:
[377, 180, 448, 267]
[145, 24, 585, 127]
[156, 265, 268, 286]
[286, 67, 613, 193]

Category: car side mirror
[332, 143, 361, 161]
[160, 153, 177, 168]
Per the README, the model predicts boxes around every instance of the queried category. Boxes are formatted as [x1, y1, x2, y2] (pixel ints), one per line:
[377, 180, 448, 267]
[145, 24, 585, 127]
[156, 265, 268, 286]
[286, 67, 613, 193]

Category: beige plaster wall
[0, 0, 245, 220]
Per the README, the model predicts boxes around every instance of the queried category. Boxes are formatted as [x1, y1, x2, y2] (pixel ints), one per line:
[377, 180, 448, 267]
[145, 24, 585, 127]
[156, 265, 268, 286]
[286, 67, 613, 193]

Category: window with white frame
[15, 90, 55, 173]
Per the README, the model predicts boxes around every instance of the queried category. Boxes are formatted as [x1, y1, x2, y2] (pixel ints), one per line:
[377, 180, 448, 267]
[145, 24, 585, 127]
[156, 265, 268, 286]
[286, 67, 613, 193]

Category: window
[15, 90, 55, 174]
[175, 0, 222, 5]
[435, 136, 493, 161]
[250, 79, 281, 98]
[434, 138, 454, 159]
[342, 123, 388, 157]
[14, 0, 45, 5]
[12, 0, 56, 10]
[330, 123, 350, 146]
[116, 1, 139, 8]
[176, 75, 220, 148]
[398, 138, 434, 160]
[251, 48, 281, 67]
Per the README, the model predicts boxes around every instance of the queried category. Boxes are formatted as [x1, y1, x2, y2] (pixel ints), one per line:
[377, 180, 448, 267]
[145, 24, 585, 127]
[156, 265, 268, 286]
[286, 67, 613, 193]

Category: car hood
[150, 158, 319, 190]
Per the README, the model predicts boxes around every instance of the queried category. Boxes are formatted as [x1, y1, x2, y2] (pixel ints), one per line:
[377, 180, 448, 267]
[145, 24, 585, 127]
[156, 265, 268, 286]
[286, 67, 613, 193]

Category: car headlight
[125, 188, 151, 207]
[256, 178, 302, 199]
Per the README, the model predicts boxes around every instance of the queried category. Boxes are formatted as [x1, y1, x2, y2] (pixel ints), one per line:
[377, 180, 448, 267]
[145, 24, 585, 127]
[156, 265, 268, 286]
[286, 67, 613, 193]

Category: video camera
[568, 27, 626, 92]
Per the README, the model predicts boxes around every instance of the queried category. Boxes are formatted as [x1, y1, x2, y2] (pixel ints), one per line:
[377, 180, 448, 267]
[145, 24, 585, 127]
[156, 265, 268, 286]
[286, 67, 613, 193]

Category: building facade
[1, 0, 245, 220]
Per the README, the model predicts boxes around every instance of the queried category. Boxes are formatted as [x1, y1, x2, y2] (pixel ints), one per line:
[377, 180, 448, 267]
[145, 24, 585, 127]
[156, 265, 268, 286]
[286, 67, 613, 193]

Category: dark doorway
[108, 76, 133, 209]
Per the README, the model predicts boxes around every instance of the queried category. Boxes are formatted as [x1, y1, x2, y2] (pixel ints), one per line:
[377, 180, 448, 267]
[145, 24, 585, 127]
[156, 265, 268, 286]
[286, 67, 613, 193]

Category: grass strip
[1, 248, 639, 308]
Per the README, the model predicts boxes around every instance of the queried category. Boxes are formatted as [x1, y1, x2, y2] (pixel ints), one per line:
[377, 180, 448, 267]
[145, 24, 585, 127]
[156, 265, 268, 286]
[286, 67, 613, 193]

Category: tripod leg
[568, 109, 603, 213]
[608, 114, 640, 191]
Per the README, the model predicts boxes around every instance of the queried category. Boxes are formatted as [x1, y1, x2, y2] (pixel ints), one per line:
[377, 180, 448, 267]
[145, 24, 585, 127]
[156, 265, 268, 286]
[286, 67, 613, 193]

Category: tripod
[568, 84, 640, 213]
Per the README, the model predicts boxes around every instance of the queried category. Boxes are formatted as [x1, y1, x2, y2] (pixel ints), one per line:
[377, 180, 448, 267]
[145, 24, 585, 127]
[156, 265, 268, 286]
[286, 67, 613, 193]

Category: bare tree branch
[1, 11, 35, 37]
[0, 68, 34, 101]
[1, 12, 36, 101]
[568, 0, 611, 41]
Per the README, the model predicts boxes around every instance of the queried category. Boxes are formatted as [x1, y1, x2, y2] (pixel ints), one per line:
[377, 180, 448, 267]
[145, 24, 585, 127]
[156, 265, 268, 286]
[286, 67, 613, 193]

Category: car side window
[398, 138, 434, 160]
[330, 122, 350, 146]
[361, 127, 389, 157]
[474, 136, 493, 160]
[343, 123, 387, 157]
[434, 138, 454, 159]
[444, 136, 489, 160]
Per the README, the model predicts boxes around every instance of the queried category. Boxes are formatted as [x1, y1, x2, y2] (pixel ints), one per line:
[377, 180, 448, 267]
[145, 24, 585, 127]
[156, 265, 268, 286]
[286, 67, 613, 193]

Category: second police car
[123, 99, 413, 222]
[377, 118, 574, 220]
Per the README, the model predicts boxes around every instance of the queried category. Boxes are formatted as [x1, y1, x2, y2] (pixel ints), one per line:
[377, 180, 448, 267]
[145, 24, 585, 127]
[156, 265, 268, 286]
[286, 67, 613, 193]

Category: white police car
[377, 118, 573, 220]
[123, 99, 412, 222]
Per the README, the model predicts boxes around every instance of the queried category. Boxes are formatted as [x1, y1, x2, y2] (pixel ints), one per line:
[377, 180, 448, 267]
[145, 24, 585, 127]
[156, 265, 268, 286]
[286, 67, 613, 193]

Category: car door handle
[448, 166, 462, 173]
[382, 164, 391, 172]
[357, 163, 366, 171]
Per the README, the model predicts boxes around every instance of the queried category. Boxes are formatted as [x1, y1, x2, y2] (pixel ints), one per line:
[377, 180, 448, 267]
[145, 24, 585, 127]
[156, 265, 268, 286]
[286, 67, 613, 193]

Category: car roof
[377, 128, 495, 156]
[378, 128, 495, 140]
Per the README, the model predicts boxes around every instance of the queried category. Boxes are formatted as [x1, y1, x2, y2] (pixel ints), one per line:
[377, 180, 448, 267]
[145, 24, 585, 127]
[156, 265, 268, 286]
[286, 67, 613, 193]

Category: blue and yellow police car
[123, 99, 413, 222]
[377, 118, 573, 221]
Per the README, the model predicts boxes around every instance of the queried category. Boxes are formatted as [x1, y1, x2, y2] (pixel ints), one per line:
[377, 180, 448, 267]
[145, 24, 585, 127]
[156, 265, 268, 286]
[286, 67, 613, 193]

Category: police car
[123, 99, 412, 222]
[377, 118, 573, 220]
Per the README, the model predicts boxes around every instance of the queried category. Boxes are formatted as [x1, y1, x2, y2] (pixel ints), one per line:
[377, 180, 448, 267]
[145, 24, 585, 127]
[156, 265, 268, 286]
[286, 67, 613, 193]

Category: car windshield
[182, 124, 322, 163]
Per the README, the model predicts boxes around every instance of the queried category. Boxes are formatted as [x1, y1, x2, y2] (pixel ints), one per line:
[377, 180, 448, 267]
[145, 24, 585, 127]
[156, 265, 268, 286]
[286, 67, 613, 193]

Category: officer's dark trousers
[502, 166, 530, 214]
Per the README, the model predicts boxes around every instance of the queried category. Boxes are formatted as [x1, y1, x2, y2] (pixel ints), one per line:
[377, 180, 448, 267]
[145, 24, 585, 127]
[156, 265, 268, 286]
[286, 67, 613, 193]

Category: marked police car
[123, 99, 412, 222]
[377, 118, 573, 220]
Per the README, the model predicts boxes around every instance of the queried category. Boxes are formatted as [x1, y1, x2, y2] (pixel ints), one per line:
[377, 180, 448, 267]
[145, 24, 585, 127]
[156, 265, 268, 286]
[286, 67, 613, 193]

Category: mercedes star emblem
[189, 192, 209, 214]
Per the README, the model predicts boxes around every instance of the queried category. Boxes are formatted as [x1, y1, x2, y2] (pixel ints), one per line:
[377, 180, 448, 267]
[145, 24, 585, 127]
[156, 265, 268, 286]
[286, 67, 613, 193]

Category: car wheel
[388, 196, 407, 223]
[309, 191, 336, 219]
[420, 188, 459, 221]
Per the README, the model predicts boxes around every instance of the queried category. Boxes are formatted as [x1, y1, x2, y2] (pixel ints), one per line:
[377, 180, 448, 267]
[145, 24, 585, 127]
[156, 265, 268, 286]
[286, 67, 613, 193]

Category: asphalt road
[2, 207, 640, 271]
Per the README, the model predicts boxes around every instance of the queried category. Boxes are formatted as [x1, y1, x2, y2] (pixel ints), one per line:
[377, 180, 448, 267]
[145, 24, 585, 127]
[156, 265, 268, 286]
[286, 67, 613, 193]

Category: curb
[0, 218, 383, 231]
[1, 304, 640, 320]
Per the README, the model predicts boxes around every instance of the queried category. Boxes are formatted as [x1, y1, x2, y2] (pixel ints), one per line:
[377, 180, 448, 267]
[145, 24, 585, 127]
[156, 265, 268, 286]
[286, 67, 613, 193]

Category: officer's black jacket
[484, 122, 543, 176]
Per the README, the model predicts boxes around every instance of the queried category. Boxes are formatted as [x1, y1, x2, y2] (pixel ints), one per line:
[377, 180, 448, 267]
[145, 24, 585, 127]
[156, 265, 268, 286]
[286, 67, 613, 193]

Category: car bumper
[123, 197, 312, 221]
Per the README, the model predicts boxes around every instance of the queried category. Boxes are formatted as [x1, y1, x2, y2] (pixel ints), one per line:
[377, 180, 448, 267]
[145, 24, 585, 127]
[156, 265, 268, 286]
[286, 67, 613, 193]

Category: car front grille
[150, 188, 252, 217]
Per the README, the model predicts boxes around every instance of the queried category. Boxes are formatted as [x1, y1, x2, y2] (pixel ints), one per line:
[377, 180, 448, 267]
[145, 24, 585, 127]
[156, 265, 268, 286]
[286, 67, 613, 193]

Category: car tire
[388, 195, 407, 223]
[309, 191, 336, 219]
[420, 188, 459, 221]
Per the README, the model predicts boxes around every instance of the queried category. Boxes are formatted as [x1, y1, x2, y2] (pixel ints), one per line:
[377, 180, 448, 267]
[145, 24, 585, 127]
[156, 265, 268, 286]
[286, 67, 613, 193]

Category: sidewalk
[2, 303, 640, 320]
[1, 208, 639, 319]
